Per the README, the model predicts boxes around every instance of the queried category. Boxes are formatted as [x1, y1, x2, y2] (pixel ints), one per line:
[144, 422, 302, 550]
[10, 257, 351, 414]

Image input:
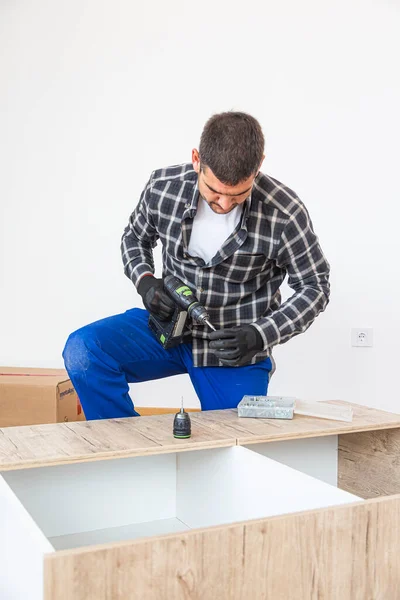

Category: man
[63, 112, 330, 420]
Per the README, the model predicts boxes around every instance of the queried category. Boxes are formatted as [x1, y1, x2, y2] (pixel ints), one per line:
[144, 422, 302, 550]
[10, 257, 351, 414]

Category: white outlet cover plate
[351, 328, 373, 347]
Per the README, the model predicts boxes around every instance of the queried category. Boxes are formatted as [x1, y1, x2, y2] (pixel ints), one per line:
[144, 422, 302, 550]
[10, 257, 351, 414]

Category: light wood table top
[1, 401, 399, 471]
[190, 401, 400, 445]
[0, 413, 237, 471]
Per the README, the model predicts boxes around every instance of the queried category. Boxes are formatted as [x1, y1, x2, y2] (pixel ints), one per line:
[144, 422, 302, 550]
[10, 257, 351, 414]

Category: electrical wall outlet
[351, 328, 373, 347]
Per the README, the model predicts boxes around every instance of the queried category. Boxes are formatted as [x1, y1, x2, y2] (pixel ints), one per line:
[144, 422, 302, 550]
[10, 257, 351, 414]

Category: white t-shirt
[188, 197, 243, 264]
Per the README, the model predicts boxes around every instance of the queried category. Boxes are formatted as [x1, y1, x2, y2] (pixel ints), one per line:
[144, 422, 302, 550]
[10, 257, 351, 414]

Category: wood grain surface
[1, 401, 400, 471]
[190, 401, 400, 444]
[44, 493, 400, 600]
[338, 428, 400, 498]
[0, 414, 236, 471]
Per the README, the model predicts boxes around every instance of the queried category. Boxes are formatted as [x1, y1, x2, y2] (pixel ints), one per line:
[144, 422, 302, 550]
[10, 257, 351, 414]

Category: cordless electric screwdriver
[148, 274, 215, 349]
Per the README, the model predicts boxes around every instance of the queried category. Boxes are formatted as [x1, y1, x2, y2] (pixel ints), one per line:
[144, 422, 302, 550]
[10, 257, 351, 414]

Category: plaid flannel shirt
[121, 163, 330, 367]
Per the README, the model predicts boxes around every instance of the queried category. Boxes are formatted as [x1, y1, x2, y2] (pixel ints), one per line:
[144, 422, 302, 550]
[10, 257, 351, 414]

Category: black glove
[137, 276, 175, 321]
[209, 325, 264, 366]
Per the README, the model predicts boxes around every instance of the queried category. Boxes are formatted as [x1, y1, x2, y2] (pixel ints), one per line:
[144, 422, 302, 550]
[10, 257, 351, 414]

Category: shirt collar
[241, 193, 252, 224]
[183, 176, 253, 221]
[182, 179, 199, 218]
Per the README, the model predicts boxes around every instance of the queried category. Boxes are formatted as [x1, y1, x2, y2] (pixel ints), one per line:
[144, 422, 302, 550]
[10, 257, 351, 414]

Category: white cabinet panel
[0, 444, 361, 599]
[177, 446, 359, 529]
[2, 453, 176, 538]
[244, 435, 338, 485]
[50, 517, 190, 551]
[0, 475, 53, 600]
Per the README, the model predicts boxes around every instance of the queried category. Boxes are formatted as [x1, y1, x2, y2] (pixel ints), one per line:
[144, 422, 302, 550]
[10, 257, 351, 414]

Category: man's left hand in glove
[209, 324, 264, 366]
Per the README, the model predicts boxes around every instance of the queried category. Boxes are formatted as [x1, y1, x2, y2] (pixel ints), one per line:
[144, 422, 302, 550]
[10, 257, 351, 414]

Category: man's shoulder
[254, 172, 306, 219]
[149, 163, 197, 188]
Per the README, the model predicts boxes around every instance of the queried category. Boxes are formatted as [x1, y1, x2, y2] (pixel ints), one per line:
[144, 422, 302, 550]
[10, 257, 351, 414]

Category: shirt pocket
[214, 252, 270, 283]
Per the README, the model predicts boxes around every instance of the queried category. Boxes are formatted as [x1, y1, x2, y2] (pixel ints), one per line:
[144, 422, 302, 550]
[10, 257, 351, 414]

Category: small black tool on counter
[173, 397, 191, 439]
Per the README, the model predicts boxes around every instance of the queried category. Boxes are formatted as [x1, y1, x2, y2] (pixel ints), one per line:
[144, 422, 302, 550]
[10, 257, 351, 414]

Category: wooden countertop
[190, 401, 400, 445]
[1, 402, 400, 471]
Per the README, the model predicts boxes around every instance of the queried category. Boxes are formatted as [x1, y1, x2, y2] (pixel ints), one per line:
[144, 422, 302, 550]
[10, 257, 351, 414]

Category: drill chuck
[164, 275, 213, 327]
[187, 302, 212, 326]
[173, 404, 191, 439]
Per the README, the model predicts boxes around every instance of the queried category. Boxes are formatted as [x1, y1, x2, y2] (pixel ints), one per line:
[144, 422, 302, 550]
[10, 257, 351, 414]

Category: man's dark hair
[199, 111, 265, 186]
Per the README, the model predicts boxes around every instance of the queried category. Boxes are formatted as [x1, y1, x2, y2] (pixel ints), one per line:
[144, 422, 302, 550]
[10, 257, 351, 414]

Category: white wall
[1, 0, 399, 412]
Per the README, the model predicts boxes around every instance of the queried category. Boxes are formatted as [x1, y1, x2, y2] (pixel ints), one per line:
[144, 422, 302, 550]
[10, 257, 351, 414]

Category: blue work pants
[63, 308, 272, 420]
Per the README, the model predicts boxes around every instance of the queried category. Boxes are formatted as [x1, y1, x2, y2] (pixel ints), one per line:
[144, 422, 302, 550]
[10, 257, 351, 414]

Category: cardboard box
[0, 367, 85, 427]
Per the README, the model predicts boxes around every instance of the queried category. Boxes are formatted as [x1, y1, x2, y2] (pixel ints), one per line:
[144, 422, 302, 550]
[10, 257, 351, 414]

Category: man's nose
[217, 196, 232, 210]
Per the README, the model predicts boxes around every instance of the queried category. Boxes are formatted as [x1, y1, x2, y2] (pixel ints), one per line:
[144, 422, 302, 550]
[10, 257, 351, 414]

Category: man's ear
[192, 148, 201, 173]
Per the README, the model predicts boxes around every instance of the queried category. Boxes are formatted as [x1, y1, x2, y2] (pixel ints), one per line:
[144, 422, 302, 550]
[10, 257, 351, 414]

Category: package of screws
[237, 395, 296, 419]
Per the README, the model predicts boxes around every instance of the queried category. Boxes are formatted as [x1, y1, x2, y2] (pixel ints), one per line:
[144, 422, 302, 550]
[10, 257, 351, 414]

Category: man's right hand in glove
[137, 275, 175, 321]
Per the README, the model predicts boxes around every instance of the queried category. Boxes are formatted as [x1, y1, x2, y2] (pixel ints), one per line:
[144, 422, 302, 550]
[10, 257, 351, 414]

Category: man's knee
[63, 327, 95, 373]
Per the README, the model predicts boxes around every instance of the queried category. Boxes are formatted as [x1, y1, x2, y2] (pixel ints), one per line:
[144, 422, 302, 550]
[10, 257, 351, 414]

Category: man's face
[192, 149, 257, 215]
